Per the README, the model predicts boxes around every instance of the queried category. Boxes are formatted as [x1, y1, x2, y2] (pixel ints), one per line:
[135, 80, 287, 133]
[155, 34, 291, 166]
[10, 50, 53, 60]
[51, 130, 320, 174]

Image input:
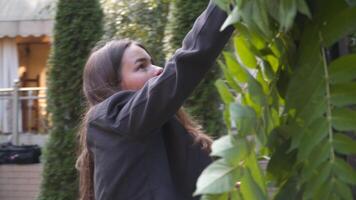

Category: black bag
[0, 142, 41, 164]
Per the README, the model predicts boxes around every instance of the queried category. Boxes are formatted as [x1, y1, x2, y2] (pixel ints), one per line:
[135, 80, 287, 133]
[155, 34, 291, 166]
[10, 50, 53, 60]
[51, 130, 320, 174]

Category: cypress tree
[101, 0, 170, 66]
[167, 0, 226, 137]
[38, 0, 103, 199]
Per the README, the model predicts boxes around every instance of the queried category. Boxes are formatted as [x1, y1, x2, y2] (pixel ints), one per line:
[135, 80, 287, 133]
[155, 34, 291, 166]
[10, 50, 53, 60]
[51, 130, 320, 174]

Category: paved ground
[0, 164, 42, 200]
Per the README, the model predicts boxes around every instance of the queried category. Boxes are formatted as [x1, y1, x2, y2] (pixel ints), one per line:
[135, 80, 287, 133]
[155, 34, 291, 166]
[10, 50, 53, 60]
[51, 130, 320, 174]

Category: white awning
[0, 0, 56, 38]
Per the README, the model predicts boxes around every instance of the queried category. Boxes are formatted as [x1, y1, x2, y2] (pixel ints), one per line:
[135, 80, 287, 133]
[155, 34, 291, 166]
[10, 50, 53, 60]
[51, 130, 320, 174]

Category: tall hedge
[38, 1, 103, 199]
[167, 0, 225, 137]
[101, 0, 170, 66]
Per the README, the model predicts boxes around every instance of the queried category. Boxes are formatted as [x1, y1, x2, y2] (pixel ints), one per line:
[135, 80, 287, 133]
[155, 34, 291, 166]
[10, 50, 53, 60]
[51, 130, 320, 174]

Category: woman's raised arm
[89, 0, 234, 139]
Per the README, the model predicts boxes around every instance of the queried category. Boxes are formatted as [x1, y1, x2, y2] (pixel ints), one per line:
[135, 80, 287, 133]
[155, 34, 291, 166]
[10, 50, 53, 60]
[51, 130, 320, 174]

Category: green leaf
[329, 54, 356, 84]
[238, 1, 268, 39]
[330, 82, 356, 107]
[230, 190, 243, 200]
[288, 122, 304, 152]
[223, 52, 249, 83]
[332, 108, 356, 131]
[264, 55, 279, 73]
[245, 153, 267, 194]
[279, 0, 297, 31]
[201, 193, 229, 200]
[286, 30, 325, 121]
[230, 103, 257, 136]
[247, 74, 266, 106]
[251, 0, 271, 38]
[194, 159, 243, 195]
[321, 7, 356, 47]
[260, 60, 275, 83]
[201, 190, 242, 200]
[234, 23, 266, 50]
[256, 70, 269, 95]
[302, 140, 331, 183]
[213, 0, 231, 12]
[333, 157, 356, 185]
[240, 169, 266, 200]
[267, 141, 296, 184]
[314, 0, 348, 19]
[221, 6, 240, 31]
[303, 163, 332, 199]
[210, 135, 248, 165]
[223, 108, 232, 130]
[266, 0, 279, 23]
[329, 193, 342, 200]
[335, 180, 353, 200]
[297, 0, 312, 18]
[271, 107, 280, 128]
[244, 93, 262, 115]
[313, 179, 333, 200]
[274, 177, 299, 200]
[218, 60, 243, 93]
[298, 117, 328, 162]
[215, 80, 234, 104]
[333, 133, 356, 155]
[234, 36, 257, 69]
[268, 36, 285, 58]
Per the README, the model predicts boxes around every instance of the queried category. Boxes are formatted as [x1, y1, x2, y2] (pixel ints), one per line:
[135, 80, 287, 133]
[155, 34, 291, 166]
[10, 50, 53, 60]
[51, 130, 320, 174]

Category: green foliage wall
[167, 0, 226, 137]
[101, 0, 169, 66]
[38, 0, 103, 199]
[194, 0, 356, 199]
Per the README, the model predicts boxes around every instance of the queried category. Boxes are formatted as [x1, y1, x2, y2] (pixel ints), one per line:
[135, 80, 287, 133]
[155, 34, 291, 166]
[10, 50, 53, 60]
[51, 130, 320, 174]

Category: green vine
[194, 0, 356, 199]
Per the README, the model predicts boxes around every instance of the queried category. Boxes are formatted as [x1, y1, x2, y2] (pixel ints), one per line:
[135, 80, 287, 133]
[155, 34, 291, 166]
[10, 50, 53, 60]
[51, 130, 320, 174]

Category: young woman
[76, 1, 234, 199]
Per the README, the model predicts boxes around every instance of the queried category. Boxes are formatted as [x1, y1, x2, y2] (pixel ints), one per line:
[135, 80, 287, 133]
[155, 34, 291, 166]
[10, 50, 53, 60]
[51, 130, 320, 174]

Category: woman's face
[120, 44, 163, 90]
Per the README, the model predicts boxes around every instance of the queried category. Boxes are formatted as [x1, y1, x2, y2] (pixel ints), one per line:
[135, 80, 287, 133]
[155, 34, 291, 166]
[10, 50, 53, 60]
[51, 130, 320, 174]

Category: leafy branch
[194, 0, 356, 199]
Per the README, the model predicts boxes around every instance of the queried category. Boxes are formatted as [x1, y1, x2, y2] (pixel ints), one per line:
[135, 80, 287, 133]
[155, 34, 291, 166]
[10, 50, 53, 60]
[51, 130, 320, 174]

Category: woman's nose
[153, 66, 163, 76]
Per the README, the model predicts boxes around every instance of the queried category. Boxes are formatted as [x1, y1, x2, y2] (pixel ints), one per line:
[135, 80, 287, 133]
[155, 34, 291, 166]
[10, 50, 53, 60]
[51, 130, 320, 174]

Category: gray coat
[87, 1, 234, 199]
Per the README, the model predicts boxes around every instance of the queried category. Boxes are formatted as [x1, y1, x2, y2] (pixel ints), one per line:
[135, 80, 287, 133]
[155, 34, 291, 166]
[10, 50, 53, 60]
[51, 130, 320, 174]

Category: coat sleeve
[89, 0, 234, 140]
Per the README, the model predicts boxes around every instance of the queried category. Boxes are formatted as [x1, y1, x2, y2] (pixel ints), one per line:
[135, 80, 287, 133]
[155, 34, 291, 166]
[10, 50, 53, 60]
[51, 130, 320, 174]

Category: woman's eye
[137, 64, 146, 71]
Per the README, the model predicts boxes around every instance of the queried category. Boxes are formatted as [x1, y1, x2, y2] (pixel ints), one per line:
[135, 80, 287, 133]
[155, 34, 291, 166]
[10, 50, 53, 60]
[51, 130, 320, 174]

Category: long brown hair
[75, 39, 212, 200]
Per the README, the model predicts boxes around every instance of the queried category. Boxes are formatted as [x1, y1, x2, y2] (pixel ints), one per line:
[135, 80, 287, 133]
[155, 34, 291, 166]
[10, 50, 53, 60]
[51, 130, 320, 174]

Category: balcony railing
[0, 80, 48, 145]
